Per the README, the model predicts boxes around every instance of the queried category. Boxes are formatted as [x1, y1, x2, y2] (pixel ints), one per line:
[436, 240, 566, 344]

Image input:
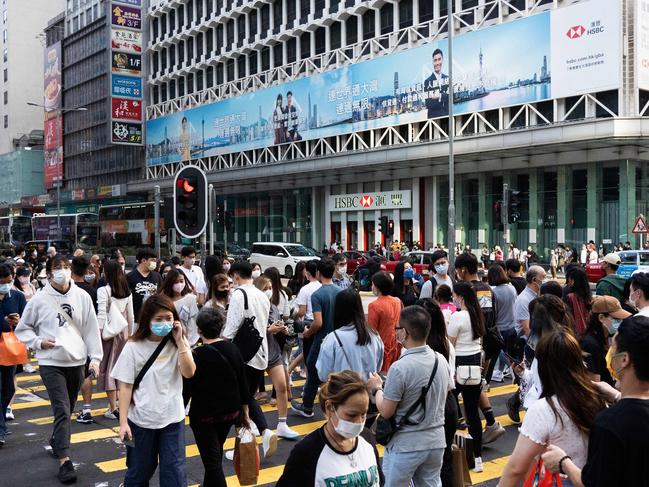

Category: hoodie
[595, 274, 626, 302]
[15, 281, 103, 367]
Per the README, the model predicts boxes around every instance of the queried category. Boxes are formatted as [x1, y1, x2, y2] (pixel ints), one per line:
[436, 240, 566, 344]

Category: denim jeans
[301, 338, 323, 410]
[124, 419, 187, 487]
[0, 365, 15, 438]
[382, 447, 445, 487]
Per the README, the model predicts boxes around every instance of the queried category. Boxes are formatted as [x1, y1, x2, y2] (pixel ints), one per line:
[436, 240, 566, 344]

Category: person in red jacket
[368, 272, 402, 373]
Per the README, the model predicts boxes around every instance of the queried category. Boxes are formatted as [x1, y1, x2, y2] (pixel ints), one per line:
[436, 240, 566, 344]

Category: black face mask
[214, 289, 229, 300]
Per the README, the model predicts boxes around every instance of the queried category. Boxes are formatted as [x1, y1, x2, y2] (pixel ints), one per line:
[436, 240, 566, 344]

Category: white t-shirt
[111, 339, 185, 430]
[295, 280, 321, 321]
[447, 310, 482, 356]
[520, 395, 589, 468]
[181, 265, 207, 295]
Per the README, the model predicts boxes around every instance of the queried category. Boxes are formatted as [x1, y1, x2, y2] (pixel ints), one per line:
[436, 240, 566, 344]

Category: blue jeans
[124, 420, 186, 487]
[301, 338, 323, 410]
[0, 365, 15, 438]
[383, 447, 445, 487]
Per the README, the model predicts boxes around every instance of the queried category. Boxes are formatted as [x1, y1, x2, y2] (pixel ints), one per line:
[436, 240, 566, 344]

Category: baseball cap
[602, 253, 621, 266]
[591, 295, 631, 319]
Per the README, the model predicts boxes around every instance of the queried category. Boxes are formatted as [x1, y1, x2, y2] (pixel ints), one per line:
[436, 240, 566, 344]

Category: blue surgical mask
[150, 321, 173, 337]
[609, 318, 622, 335]
[0, 283, 11, 295]
[435, 263, 449, 275]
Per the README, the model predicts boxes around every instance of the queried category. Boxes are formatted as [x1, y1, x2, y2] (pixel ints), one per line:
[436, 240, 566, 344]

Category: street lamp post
[27, 102, 87, 240]
[447, 0, 456, 267]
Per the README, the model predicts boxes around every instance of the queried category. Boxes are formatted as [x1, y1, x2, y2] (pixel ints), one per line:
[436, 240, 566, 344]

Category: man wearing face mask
[367, 305, 450, 487]
[0, 263, 26, 447]
[15, 255, 102, 484]
[542, 315, 649, 487]
[595, 253, 625, 301]
[332, 254, 352, 290]
[180, 246, 207, 306]
[629, 272, 649, 317]
[420, 250, 453, 299]
[126, 248, 162, 330]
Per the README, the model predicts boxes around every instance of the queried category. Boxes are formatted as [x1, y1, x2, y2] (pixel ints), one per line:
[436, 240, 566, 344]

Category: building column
[556, 165, 571, 245]
[424, 176, 435, 249]
[412, 177, 421, 246]
[374, 181, 382, 246]
[392, 180, 401, 242]
[454, 175, 464, 247]
[282, 0, 288, 27]
[478, 173, 489, 247]
[587, 162, 600, 244]
[341, 211, 348, 250]
[324, 185, 331, 245]
[620, 160, 638, 247]
[528, 169, 541, 248]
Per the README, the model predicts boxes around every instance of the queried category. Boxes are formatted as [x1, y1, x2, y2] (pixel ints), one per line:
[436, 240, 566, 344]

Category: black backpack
[232, 288, 263, 362]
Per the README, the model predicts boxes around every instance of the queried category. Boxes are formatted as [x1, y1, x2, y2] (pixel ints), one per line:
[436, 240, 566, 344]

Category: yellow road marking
[12, 392, 107, 411]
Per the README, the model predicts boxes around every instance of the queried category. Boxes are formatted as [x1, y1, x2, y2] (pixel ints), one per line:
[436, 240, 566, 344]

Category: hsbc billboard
[329, 190, 412, 212]
[550, 0, 621, 98]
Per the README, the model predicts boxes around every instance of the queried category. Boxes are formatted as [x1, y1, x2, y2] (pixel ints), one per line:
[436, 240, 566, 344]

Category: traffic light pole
[502, 183, 509, 251]
[224, 199, 228, 258]
[447, 0, 456, 267]
[154, 185, 161, 258]
[208, 184, 214, 256]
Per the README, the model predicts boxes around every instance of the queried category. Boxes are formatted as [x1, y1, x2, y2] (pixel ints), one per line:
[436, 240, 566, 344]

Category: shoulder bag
[333, 330, 353, 369]
[102, 287, 129, 340]
[232, 288, 263, 363]
[132, 333, 171, 394]
[374, 352, 439, 446]
[0, 321, 27, 366]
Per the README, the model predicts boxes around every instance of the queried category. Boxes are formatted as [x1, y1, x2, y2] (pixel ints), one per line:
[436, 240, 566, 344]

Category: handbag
[232, 289, 263, 363]
[102, 287, 129, 340]
[456, 365, 482, 386]
[233, 427, 260, 485]
[451, 443, 472, 487]
[0, 329, 27, 366]
[44, 295, 86, 362]
[524, 460, 564, 487]
[374, 353, 439, 446]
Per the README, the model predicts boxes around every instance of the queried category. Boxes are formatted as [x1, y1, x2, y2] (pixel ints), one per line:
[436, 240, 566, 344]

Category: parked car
[342, 251, 368, 274]
[214, 242, 250, 261]
[587, 250, 649, 283]
[384, 251, 436, 279]
[249, 242, 319, 278]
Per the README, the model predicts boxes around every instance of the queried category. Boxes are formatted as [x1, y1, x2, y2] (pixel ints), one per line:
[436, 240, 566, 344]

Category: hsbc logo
[566, 20, 605, 40]
[360, 195, 374, 208]
[566, 25, 586, 39]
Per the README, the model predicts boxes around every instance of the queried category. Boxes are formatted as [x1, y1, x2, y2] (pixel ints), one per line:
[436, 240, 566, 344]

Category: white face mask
[148, 261, 157, 272]
[52, 269, 71, 286]
[338, 265, 347, 275]
[333, 408, 364, 439]
[435, 263, 448, 275]
[252, 270, 261, 279]
[264, 289, 273, 299]
[173, 282, 185, 294]
[223, 263, 231, 272]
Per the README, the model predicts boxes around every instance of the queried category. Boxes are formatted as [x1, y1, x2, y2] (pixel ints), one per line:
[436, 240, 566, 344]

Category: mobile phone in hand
[122, 435, 135, 448]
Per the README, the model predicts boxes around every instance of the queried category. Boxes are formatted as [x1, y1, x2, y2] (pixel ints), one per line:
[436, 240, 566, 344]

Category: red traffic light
[177, 178, 196, 193]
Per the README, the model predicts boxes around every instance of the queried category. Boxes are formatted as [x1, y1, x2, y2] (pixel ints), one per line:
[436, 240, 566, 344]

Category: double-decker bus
[99, 202, 166, 248]
[0, 216, 33, 246]
[31, 213, 99, 247]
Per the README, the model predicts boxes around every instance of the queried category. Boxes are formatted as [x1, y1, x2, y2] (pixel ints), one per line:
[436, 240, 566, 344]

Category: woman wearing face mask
[15, 255, 102, 484]
[159, 269, 200, 347]
[222, 258, 232, 274]
[391, 262, 419, 307]
[367, 271, 402, 373]
[14, 266, 36, 301]
[251, 263, 262, 280]
[251, 276, 300, 439]
[277, 370, 383, 486]
[204, 274, 230, 310]
[111, 294, 196, 487]
[580, 296, 630, 385]
[35, 265, 48, 290]
[97, 260, 134, 420]
[448, 281, 486, 472]
[498, 332, 607, 487]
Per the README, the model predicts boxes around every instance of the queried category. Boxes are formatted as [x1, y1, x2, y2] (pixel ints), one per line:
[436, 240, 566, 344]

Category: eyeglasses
[395, 326, 405, 331]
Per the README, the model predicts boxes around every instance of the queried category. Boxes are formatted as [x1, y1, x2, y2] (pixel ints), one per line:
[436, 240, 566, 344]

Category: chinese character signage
[145, 0, 620, 165]
[111, 5, 141, 29]
[109, 1, 143, 146]
[43, 42, 63, 188]
[111, 75, 142, 98]
[328, 191, 413, 212]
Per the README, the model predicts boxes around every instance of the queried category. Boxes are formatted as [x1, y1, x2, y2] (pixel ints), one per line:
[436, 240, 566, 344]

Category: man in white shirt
[630, 273, 649, 317]
[294, 260, 321, 323]
[179, 246, 207, 306]
[221, 261, 277, 458]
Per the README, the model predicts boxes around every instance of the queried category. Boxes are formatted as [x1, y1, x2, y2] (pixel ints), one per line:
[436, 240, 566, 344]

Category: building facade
[138, 0, 649, 259]
[0, 0, 65, 155]
[0, 149, 45, 205]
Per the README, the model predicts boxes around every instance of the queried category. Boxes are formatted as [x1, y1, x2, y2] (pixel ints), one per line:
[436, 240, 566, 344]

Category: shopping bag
[451, 444, 472, 487]
[0, 330, 27, 366]
[523, 460, 563, 487]
[454, 431, 475, 469]
[233, 428, 260, 486]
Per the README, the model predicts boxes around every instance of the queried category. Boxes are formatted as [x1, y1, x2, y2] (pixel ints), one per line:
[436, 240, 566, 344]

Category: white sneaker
[482, 421, 506, 445]
[491, 369, 504, 383]
[24, 363, 36, 373]
[262, 429, 278, 459]
[5, 407, 13, 421]
[473, 456, 484, 473]
[224, 450, 234, 461]
[250, 422, 260, 437]
[276, 423, 300, 440]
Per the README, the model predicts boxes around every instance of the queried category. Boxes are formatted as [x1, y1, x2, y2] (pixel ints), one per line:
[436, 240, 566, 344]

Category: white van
[249, 242, 319, 277]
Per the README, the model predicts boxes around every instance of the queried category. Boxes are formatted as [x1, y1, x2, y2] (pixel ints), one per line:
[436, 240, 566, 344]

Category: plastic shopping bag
[233, 428, 260, 486]
[524, 460, 563, 487]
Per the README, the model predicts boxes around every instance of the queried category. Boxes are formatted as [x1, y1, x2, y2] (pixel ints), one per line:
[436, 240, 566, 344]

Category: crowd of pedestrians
[0, 241, 647, 486]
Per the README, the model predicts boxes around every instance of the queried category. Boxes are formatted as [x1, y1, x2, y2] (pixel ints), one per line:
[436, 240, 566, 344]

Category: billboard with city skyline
[146, 0, 619, 166]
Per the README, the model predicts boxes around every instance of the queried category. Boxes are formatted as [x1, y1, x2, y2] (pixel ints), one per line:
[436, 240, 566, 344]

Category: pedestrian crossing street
[7, 362, 521, 486]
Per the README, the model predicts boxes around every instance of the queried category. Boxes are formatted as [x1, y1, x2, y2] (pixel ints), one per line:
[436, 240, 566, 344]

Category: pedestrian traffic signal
[215, 205, 224, 224]
[225, 210, 234, 231]
[174, 166, 208, 239]
[379, 216, 389, 236]
[388, 219, 394, 236]
[508, 190, 521, 224]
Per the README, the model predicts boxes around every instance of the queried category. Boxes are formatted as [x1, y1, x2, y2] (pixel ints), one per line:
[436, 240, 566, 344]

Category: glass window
[640, 253, 649, 265]
[2, 90, 6, 104]
[3, 114, 7, 128]
[285, 245, 311, 257]
[619, 252, 637, 264]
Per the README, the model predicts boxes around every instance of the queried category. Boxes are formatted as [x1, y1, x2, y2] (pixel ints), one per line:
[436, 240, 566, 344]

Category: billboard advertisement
[112, 74, 142, 98]
[112, 121, 143, 144]
[43, 42, 63, 189]
[112, 98, 142, 121]
[145, 0, 619, 166]
[112, 51, 142, 75]
[637, 0, 649, 90]
[111, 28, 143, 54]
[111, 4, 141, 29]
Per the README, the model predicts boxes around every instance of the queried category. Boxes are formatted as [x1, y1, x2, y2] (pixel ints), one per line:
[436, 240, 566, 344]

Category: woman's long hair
[566, 266, 592, 307]
[159, 268, 191, 298]
[333, 287, 376, 346]
[529, 294, 576, 340]
[584, 311, 609, 351]
[536, 331, 607, 435]
[103, 260, 131, 299]
[263, 267, 283, 307]
[131, 294, 180, 345]
[453, 281, 486, 340]
[416, 298, 450, 360]
[391, 261, 406, 298]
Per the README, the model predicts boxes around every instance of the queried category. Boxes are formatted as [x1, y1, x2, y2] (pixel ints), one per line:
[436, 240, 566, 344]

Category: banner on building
[43, 42, 63, 189]
[111, 28, 143, 54]
[112, 98, 142, 121]
[111, 4, 141, 29]
[145, 0, 620, 166]
[111, 74, 142, 98]
[111, 120, 143, 144]
[637, 0, 649, 90]
[328, 191, 412, 212]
